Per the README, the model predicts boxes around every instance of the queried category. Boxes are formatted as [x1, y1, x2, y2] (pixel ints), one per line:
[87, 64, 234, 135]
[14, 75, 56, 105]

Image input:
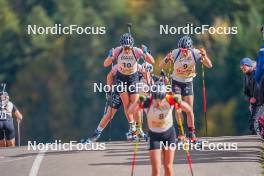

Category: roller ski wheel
[81, 129, 101, 143]
[80, 138, 92, 144]
[137, 128, 148, 142]
[126, 132, 139, 142]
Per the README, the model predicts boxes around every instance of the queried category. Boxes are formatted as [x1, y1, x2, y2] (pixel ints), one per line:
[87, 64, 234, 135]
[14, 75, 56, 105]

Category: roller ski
[126, 122, 137, 141]
[136, 127, 148, 142]
[81, 129, 102, 143]
[126, 131, 139, 142]
[126, 122, 148, 142]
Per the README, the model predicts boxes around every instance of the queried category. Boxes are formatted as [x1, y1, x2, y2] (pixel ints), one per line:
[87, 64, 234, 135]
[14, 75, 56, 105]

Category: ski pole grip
[127, 23, 132, 33]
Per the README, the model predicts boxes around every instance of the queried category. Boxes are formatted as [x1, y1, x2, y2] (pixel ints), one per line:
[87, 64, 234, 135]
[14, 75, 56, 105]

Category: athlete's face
[0, 95, 8, 102]
[123, 47, 132, 54]
[153, 98, 166, 107]
[240, 64, 252, 74]
[153, 99, 161, 107]
[180, 48, 189, 57]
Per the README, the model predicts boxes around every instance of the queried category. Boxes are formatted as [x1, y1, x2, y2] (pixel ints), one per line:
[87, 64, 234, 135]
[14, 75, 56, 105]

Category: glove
[173, 95, 182, 103]
[139, 95, 146, 103]
[142, 45, 148, 54]
[108, 49, 113, 57]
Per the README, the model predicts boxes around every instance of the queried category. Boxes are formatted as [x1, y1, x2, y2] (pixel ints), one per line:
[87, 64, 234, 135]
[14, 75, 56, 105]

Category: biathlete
[84, 63, 152, 142]
[0, 92, 23, 147]
[128, 83, 193, 176]
[104, 32, 155, 139]
[160, 35, 213, 143]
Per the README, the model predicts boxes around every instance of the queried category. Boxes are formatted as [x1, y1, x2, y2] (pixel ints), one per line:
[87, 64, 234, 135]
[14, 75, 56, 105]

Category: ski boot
[126, 122, 138, 142]
[80, 138, 92, 144]
[137, 127, 148, 141]
[81, 129, 102, 143]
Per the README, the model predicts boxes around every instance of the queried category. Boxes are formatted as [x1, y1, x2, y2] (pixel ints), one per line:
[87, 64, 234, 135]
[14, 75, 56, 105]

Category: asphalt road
[0, 135, 262, 176]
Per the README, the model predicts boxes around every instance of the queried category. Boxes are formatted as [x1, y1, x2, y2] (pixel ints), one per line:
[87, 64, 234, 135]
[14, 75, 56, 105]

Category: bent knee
[164, 163, 173, 171]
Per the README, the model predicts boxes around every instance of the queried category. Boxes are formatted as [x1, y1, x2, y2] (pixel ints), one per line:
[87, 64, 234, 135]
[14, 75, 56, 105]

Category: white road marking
[29, 149, 47, 176]
[0, 156, 32, 163]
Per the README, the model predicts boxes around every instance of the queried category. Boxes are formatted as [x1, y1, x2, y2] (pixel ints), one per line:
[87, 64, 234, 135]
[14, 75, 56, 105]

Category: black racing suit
[0, 101, 18, 140]
[243, 71, 262, 134]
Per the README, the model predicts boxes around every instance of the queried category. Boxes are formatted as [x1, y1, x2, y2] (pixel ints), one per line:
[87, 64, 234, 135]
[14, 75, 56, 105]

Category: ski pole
[176, 105, 194, 176]
[127, 23, 132, 34]
[130, 110, 141, 176]
[108, 63, 114, 142]
[1, 83, 6, 92]
[17, 120, 21, 146]
[261, 25, 264, 40]
[201, 64, 208, 141]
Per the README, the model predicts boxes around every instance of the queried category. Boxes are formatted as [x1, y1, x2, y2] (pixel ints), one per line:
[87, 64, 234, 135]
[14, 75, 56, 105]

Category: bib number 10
[122, 63, 132, 68]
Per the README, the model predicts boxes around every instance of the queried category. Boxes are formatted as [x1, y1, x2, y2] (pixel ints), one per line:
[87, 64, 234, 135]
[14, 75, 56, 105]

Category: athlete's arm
[106, 65, 118, 86]
[128, 96, 149, 115]
[15, 110, 23, 121]
[12, 104, 23, 121]
[104, 48, 115, 67]
[144, 53, 155, 65]
[141, 45, 155, 64]
[178, 101, 192, 115]
[107, 71, 113, 86]
[199, 48, 213, 68]
[159, 52, 173, 67]
[139, 66, 152, 85]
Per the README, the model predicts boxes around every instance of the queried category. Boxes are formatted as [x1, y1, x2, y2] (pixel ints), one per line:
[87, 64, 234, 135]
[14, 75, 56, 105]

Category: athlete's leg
[163, 149, 175, 176]
[0, 121, 5, 147]
[0, 140, 6, 147]
[130, 94, 139, 104]
[183, 95, 194, 128]
[134, 111, 140, 124]
[175, 95, 185, 138]
[98, 107, 117, 129]
[149, 149, 162, 176]
[120, 92, 134, 122]
[6, 139, 15, 147]
[4, 120, 16, 147]
[171, 79, 185, 135]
